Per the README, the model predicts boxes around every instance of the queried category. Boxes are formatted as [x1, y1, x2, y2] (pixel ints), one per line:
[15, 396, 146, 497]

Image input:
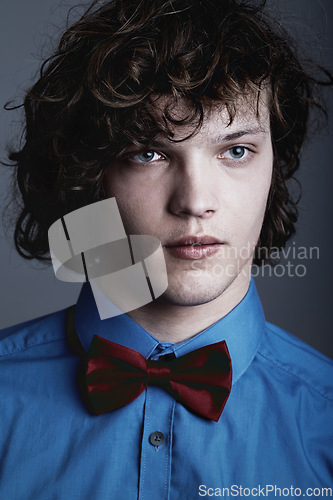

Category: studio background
[0, 0, 332, 358]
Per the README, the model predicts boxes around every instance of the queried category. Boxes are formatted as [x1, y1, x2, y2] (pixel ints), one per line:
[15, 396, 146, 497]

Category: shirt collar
[74, 278, 265, 385]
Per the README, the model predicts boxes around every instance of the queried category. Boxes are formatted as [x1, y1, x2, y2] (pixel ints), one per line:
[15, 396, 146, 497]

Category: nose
[168, 156, 220, 219]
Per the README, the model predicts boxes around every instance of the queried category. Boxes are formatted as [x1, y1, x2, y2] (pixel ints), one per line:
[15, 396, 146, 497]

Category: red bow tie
[85, 335, 232, 422]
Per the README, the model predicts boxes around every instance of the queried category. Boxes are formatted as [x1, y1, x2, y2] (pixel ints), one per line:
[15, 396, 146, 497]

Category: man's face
[105, 96, 273, 307]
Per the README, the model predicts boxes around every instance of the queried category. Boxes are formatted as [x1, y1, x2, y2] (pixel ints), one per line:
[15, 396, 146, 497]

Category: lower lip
[165, 244, 222, 260]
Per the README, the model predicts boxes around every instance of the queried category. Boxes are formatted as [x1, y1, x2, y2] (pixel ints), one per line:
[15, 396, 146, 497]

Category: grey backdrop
[1, 0, 332, 357]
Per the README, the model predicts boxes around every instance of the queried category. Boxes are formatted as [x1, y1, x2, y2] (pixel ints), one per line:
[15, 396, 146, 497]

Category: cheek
[244, 187, 271, 235]
[106, 167, 166, 207]
[228, 165, 272, 239]
[105, 166, 173, 232]
[227, 177, 271, 216]
[245, 154, 273, 212]
[107, 184, 164, 234]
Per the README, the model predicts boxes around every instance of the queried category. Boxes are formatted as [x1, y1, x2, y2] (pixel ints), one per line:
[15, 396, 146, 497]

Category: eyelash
[220, 146, 250, 161]
[121, 145, 254, 165]
[131, 151, 164, 163]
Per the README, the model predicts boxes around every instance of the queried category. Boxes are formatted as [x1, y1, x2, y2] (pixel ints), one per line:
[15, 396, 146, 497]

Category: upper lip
[164, 236, 224, 247]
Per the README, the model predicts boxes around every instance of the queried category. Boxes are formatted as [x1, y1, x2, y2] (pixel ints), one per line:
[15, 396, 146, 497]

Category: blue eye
[228, 146, 246, 159]
[136, 151, 158, 162]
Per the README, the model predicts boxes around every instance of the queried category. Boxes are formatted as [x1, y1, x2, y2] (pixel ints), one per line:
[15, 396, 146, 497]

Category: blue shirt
[0, 279, 332, 499]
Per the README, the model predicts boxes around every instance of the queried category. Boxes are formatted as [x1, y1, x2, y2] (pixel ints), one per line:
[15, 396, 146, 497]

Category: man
[0, 0, 332, 498]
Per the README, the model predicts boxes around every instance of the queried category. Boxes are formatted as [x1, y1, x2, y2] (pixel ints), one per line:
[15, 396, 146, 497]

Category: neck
[127, 272, 251, 343]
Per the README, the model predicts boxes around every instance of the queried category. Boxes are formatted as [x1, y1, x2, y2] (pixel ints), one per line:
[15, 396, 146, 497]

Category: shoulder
[257, 321, 333, 402]
[0, 308, 70, 357]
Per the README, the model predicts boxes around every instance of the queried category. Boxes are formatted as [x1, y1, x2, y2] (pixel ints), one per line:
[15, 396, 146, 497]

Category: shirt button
[149, 431, 165, 447]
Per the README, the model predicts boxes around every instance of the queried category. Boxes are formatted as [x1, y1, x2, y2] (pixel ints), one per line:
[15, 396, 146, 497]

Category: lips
[164, 236, 223, 260]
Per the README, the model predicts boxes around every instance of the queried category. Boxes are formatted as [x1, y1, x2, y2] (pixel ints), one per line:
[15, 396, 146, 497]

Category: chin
[158, 273, 235, 307]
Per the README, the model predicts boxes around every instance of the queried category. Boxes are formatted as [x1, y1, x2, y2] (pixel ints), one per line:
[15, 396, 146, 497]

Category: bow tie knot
[147, 360, 171, 385]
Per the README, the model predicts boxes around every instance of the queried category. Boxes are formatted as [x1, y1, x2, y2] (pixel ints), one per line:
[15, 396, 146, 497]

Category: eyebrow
[211, 127, 269, 144]
[149, 127, 269, 148]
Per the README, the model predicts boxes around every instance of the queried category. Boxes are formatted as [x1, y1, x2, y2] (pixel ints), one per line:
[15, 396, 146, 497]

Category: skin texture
[105, 96, 273, 342]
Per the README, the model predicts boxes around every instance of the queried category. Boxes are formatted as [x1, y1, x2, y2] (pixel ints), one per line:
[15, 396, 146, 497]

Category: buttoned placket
[138, 344, 176, 500]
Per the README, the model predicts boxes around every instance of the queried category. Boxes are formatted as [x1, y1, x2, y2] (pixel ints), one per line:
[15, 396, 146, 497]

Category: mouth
[164, 236, 224, 260]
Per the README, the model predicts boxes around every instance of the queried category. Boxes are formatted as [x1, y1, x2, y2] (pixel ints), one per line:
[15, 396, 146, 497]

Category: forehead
[152, 91, 271, 142]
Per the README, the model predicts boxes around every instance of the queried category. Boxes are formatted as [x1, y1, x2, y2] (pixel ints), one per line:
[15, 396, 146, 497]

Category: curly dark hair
[5, 0, 332, 264]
